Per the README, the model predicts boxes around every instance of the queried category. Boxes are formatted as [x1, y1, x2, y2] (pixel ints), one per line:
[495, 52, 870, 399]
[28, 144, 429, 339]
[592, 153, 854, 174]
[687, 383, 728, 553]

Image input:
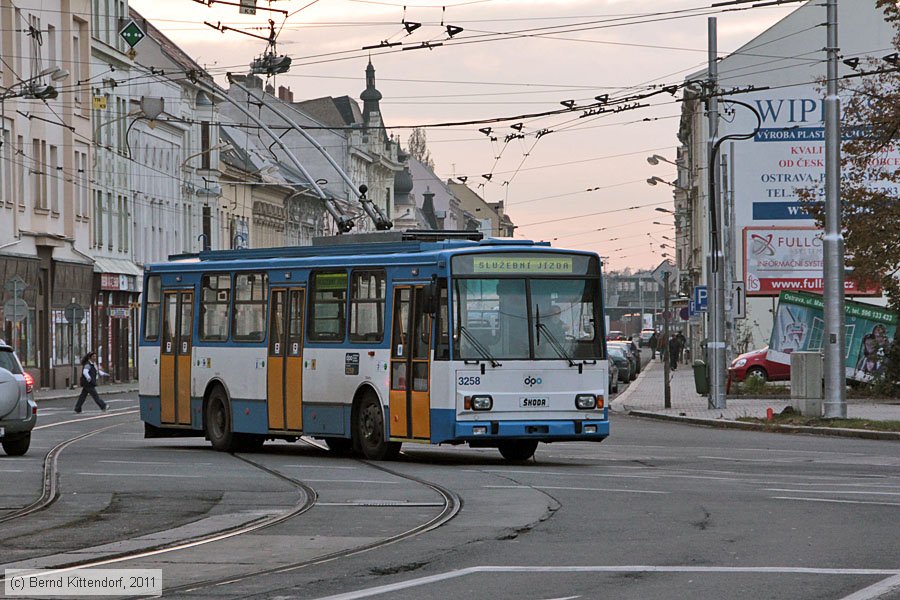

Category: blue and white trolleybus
[138, 232, 610, 461]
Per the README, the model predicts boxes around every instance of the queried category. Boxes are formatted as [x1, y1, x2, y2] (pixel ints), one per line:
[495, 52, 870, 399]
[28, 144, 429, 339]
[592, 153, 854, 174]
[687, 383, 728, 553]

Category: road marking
[472, 469, 658, 480]
[75, 472, 204, 478]
[308, 565, 900, 600]
[302, 479, 396, 484]
[840, 573, 900, 600]
[483, 485, 668, 495]
[772, 496, 900, 507]
[699, 456, 806, 463]
[99, 460, 214, 466]
[281, 464, 358, 470]
[765, 489, 900, 496]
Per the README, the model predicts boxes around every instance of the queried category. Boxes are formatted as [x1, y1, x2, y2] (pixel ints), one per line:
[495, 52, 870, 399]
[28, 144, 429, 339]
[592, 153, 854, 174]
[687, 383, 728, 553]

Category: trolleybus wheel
[355, 394, 400, 460]
[498, 440, 538, 462]
[207, 387, 238, 452]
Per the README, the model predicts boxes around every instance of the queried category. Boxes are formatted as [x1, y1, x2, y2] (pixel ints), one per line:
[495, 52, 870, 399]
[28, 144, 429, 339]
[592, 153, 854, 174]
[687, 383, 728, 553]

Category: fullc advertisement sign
[743, 226, 878, 296]
[767, 291, 897, 383]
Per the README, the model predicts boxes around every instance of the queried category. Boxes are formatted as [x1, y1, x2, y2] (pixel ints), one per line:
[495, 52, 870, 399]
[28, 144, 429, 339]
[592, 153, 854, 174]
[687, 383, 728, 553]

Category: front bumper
[455, 417, 609, 442]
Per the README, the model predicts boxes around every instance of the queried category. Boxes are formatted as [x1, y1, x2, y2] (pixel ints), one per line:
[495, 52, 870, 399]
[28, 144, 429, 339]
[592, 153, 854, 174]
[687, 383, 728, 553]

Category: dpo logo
[524, 376, 543, 387]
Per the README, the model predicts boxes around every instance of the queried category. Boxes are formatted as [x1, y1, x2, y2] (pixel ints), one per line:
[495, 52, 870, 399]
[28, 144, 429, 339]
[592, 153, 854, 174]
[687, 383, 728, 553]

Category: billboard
[743, 226, 878, 296]
[767, 291, 897, 382]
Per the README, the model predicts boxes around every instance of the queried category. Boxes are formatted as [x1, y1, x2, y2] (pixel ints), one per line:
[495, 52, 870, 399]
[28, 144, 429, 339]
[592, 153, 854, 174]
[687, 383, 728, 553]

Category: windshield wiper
[536, 322, 577, 368]
[458, 325, 501, 368]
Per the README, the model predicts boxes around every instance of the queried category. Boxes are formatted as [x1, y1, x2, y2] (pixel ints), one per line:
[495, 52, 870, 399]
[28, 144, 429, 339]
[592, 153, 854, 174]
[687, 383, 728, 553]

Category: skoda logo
[524, 376, 543, 387]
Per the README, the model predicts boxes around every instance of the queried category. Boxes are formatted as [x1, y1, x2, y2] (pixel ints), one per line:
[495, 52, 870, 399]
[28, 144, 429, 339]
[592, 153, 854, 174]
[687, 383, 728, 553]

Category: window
[144, 276, 161, 341]
[435, 279, 449, 360]
[309, 271, 347, 341]
[349, 270, 385, 342]
[200, 121, 210, 169]
[232, 273, 267, 342]
[200, 274, 231, 341]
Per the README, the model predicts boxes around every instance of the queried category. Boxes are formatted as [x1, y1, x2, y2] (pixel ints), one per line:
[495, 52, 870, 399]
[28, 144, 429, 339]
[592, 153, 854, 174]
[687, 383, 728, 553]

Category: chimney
[265, 83, 275, 95]
[278, 85, 293, 102]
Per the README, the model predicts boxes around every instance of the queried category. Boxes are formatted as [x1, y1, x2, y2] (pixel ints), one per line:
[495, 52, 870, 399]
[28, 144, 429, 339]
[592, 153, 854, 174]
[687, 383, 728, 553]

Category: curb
[34, 387, 139, 402]
[628, 410, 900, 441]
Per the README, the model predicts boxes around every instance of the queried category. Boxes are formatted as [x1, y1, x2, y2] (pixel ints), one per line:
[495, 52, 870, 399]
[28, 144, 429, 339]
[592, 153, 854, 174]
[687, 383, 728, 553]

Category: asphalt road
[2, 379, 899, 600]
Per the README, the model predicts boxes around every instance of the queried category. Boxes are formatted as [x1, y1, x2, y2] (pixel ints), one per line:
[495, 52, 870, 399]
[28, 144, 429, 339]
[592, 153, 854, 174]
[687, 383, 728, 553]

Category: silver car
[0, 341, 37, 456]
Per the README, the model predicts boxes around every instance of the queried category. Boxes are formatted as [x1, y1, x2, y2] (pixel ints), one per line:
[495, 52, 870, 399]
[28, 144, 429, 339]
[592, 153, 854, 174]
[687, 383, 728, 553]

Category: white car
[0, 341, 37, 456]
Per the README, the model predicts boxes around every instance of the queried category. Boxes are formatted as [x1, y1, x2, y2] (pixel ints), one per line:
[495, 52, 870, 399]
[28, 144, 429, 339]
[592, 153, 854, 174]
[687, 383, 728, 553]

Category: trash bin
[692, 360, 709, 395]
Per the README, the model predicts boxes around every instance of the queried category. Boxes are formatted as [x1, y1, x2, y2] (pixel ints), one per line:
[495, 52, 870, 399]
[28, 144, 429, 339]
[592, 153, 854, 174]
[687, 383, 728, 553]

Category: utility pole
[707, 16, 726, 409]
[663, 271, 671, 409]
[823, 0, 846, 417]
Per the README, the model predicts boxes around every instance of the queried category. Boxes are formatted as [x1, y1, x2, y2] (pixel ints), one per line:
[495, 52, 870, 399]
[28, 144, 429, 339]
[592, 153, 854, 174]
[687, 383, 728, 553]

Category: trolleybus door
[389, 285, 432, 440]
[160, 290, 193, 425]
[267, 288, 305, 431]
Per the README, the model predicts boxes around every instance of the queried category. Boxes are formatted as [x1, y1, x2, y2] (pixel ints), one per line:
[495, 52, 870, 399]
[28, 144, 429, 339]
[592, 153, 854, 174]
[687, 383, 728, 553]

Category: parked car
[606, 330, 626, 341]
[607, 346, 632, 383]
[607, 358, 619, 395]
[609, 339, 641, 375]
[0, 341, 37, 456]
[639, 328, 656, 347]
[608, 341, 638, 381]
[728, 347, 790, 384]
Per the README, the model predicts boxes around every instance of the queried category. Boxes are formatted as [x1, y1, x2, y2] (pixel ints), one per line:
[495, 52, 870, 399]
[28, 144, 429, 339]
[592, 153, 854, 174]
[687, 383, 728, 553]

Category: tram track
[0, 412, 137, 525]
[2, 437, 461, 597]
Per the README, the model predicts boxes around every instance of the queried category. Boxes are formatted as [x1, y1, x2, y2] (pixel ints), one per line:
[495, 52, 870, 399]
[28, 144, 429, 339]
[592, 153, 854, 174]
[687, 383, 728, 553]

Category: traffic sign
[4, 275, 27, 295]
[732, 281, 746, 319]
[64, 303, 86, 324]
[3, 298, 28, 322]
[693, 285, 708, 312]
[119, 20, 145, 48]
[651, 260, 676, 287]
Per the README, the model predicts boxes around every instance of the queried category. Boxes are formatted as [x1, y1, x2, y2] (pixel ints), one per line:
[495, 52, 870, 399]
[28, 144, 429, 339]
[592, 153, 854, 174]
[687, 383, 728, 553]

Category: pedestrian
[649, 331, 659, 359]
[668, 333, 681, 370]
[656, 332, 667, 362]
[676, 331, 687, 364]
[74, 352, 108, 413]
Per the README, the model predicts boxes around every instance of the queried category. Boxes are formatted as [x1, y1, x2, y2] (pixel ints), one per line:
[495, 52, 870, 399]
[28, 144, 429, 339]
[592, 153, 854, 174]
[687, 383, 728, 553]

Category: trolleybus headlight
[575, 394, 597, 410]
[584, 424, 598, 434]
[471, 395, 493, 411]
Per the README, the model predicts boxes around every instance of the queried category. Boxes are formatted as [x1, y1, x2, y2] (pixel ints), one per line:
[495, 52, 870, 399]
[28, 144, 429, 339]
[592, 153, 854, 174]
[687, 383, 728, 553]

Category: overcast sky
[129, 0, 804, 271]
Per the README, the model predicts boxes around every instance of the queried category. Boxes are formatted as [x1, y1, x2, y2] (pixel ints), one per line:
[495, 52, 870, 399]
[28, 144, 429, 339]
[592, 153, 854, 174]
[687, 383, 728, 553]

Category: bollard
[766, 407, 774, 421]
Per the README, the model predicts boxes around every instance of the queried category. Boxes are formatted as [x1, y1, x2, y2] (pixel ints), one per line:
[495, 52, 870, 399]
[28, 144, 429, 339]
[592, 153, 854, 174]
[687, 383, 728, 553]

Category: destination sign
[453, 253, 597, 276]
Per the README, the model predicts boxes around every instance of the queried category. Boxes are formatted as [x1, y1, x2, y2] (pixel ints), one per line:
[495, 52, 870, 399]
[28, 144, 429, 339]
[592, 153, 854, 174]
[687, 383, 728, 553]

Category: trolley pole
[823, 0, 846, 417]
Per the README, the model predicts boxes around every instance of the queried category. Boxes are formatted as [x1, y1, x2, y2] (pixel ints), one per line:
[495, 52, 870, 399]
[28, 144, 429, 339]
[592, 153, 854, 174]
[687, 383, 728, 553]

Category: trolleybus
[138, 232, 610, 461]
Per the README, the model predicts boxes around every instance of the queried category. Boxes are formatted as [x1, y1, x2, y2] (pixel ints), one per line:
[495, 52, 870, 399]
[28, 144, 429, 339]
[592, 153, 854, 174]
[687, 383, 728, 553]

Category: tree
[407, 127, 435, 170]
[802, 1, 900, 393]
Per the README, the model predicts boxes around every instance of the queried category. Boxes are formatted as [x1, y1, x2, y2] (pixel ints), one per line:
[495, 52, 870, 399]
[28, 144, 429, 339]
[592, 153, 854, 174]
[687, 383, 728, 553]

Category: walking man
[75, 352, 108, 413]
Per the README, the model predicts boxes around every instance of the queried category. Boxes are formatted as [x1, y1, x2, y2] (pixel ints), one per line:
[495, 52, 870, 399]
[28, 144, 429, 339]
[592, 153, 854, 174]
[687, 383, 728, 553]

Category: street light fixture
[646, 154, 677, 167]
[0, 67, 69, 101]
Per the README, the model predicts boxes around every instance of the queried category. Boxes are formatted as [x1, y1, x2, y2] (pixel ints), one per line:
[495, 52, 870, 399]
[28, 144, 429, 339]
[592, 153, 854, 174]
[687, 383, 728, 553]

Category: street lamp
[646, 154, 678, 167]
[0, 67, 69, 101]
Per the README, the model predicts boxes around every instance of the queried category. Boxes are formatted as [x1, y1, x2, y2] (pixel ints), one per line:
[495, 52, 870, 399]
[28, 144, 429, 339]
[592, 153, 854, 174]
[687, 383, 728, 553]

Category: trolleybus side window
[144, 275, 161, 341]
[200, 273, 231, 341]
[309, 271, 348, 342]
[391, 288, 410, 389]
[435, 279, 449, 360]
[232, 272, 268, 342]
[349, 270, 386, 343]
[162, 293, 177, 352]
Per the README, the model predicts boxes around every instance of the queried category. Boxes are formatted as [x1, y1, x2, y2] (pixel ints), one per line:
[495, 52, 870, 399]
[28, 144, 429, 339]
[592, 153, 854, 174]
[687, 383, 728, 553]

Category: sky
[128, 0, 805, 271]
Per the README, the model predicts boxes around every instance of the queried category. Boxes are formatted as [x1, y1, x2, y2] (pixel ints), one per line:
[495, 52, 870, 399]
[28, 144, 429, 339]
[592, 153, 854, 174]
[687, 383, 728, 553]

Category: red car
[728, 347, 790, 386]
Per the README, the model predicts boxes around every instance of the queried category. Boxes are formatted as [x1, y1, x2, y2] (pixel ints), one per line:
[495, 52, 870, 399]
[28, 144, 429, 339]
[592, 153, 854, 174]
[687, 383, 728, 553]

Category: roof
[130, 7, 212, 82]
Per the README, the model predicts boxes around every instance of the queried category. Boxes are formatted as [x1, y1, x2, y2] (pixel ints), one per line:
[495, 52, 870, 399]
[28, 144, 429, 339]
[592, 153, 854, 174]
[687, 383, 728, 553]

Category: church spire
[360, 59, 383, 126]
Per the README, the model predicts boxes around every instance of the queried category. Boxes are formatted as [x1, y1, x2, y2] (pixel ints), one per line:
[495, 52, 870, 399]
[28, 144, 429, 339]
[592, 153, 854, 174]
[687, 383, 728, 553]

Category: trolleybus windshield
[451, 253, 602, 361]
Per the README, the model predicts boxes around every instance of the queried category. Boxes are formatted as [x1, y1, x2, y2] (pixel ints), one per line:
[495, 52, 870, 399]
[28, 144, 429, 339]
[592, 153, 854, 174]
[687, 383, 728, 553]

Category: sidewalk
[610, 359, 900, 440]
[33, 382, 139, 402]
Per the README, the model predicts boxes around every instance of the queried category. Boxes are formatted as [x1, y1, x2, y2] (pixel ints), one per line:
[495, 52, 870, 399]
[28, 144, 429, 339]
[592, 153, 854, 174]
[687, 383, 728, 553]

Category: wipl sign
[742, 226, 878, 297]
[767, 291, 897, 383]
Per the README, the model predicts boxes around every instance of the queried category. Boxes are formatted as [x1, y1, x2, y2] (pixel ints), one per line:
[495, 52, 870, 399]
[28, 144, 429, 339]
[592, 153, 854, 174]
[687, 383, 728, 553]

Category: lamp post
[647, 154, 678, 167]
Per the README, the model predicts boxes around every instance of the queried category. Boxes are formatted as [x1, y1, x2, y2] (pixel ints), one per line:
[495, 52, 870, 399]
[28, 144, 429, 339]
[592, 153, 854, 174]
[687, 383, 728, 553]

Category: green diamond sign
[120, 20, 145, 48]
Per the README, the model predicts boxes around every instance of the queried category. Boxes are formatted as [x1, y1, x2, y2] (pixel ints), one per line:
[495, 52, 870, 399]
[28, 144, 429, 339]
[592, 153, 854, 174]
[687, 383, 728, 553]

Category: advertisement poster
[743, 227, 878, 296]
[767, 291, 897, 382]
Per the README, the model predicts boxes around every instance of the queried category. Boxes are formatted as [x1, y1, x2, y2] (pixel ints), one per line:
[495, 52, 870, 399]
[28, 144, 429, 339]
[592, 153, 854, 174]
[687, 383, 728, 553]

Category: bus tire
[355, 393, 400, 460]
[498, 440, 538, 462]
[324, 437, 353, 456]
[206, 386, 238, 452]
